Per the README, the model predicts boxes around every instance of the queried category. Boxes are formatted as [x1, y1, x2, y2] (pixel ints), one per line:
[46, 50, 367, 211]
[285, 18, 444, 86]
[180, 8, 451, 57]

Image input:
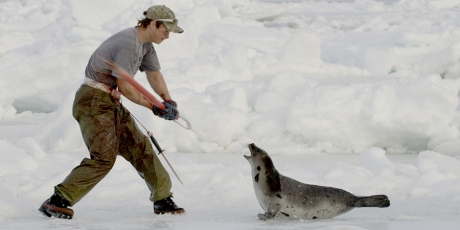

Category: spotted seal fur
[244, 143, 390, 220]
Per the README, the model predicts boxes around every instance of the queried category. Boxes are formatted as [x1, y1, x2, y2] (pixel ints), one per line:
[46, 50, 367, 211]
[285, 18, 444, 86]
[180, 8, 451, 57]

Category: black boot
[154, 196, 185, 215]
[38, 192, 74, 219]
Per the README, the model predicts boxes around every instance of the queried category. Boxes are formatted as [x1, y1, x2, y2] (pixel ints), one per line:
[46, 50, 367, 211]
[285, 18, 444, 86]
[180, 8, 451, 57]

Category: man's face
[151, 22, 170, 44]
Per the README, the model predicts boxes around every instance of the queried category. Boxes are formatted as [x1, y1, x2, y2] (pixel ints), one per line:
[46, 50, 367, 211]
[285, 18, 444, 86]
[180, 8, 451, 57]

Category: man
[38, 5, 185, 219]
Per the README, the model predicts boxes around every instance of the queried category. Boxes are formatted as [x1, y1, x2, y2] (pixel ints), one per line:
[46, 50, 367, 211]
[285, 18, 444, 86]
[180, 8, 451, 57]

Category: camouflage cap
[145, 5, 184, 33]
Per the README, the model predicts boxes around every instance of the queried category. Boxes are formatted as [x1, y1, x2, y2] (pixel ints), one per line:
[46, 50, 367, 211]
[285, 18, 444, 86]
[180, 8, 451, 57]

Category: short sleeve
[139, 43, 161, 72]
[112, 48, 139, 79]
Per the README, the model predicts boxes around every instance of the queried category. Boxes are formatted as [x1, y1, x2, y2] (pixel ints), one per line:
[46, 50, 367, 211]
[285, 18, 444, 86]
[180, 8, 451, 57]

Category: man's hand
[152, 100, 179, 120]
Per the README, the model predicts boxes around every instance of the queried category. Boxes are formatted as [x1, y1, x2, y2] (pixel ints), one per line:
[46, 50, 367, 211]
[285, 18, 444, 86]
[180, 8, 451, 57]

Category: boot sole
[38, 201, 74, 219]
[154, 209, 185, 215]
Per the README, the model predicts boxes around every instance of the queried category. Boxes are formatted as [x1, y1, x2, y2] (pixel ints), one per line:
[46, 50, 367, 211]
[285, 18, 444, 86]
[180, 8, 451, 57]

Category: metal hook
[174, 116, 192, 130]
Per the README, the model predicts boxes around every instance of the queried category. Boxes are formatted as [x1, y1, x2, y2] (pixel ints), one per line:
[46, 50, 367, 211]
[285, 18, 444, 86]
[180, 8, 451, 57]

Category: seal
[244, 143, 390, 220]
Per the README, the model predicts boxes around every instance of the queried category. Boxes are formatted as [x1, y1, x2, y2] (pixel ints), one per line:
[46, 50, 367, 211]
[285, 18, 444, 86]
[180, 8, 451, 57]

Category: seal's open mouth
[244, 143, 256, 160]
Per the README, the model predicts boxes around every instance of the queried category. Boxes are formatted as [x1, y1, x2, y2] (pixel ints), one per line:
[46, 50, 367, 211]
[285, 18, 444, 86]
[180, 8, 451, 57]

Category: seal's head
[245, 143, 275, 170]
[245, 143, 281, 194]
[245, 143, 266, 161]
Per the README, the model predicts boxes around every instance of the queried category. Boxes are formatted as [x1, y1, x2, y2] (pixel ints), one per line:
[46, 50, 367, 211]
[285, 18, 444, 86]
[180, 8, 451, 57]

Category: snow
[1, 0, 460, 229]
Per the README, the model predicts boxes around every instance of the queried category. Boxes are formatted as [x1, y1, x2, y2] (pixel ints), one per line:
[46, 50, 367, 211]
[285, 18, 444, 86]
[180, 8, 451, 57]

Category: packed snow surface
[1, 0, 460, 229]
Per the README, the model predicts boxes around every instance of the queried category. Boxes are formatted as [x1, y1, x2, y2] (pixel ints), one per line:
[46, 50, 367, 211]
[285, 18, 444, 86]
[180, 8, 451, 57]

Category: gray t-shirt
[85, 28, 160, 88]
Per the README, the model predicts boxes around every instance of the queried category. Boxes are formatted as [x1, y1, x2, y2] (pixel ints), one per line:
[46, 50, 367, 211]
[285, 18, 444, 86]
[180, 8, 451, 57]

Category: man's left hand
[152, 100, 179, 120]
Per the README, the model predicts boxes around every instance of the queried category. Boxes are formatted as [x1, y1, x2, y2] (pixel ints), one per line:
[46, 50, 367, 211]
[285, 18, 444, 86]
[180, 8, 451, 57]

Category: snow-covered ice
[1, 0, 460, 229]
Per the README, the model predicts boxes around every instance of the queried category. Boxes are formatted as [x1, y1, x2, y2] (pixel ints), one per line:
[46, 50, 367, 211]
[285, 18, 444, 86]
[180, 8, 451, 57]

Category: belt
[83, 77, 121, 103]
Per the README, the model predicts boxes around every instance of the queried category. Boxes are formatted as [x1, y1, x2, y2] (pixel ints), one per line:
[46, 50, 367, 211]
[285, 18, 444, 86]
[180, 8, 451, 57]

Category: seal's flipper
[353, 195, 390, 208]
[258, 211, 277, 220]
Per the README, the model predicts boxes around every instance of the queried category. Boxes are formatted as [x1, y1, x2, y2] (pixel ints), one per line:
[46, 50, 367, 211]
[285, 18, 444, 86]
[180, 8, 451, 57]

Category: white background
[1, 0, 460, 229]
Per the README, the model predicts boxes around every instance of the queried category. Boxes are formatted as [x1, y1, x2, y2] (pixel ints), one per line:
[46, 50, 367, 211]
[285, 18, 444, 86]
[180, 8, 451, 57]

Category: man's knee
[81, 156, 116, 171]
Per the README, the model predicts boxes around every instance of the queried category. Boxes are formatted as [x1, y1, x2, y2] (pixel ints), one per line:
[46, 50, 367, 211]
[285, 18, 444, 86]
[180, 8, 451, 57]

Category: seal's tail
[353, 195, 390, 208]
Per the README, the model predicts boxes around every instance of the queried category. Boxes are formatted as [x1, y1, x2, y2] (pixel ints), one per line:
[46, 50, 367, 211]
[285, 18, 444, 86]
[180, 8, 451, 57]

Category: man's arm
[117, 71, 179, 120]
[145, 70, 172, 101]
[116, 77, 153, 109]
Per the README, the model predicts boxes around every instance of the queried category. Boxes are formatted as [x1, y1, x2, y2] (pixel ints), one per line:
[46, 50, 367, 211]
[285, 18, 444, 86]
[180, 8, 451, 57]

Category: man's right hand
[152, 100, 179, 120]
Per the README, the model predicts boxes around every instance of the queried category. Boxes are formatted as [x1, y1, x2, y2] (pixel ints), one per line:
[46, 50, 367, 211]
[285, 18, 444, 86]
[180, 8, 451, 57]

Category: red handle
[102, 58, 166, 110]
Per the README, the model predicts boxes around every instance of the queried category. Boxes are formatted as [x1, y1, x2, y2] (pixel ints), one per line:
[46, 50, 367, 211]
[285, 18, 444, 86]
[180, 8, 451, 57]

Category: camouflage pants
[55, 85, 172, 206]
